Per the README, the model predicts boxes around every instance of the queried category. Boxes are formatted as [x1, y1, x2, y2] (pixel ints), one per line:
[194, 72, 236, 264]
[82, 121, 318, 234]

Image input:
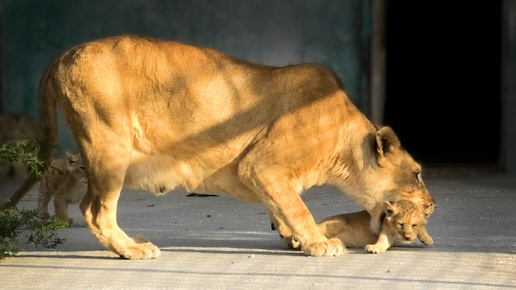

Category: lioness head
[383, 200, 429, 243]
[368, 126, 435, 209]
[65, 151, 88, 184]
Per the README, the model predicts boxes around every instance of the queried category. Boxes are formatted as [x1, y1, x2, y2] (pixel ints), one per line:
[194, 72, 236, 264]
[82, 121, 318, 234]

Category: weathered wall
[2, 0, 371, 154]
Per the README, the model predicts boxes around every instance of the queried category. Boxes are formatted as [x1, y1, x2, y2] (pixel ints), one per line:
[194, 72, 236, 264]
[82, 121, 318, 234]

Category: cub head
[383, 200, 429, 243]
[370, 126, 435, 210]
[65, 151, 87, 184]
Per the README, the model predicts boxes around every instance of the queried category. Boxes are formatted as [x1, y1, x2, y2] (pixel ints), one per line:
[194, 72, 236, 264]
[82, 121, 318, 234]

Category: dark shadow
[384, 1, 502, 167]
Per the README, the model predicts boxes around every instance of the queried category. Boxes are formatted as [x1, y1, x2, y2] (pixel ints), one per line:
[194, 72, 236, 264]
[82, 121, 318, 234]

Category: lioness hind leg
[80, 174, 160, 259]
[76, 131, 160, 259]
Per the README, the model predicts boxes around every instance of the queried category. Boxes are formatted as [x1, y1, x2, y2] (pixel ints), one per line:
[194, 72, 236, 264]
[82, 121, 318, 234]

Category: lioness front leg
[239, 162, 345, 257]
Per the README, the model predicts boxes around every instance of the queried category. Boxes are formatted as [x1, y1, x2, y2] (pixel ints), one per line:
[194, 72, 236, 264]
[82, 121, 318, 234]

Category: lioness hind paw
[303, 238, 346, 257]
[119, 242, 161, 260]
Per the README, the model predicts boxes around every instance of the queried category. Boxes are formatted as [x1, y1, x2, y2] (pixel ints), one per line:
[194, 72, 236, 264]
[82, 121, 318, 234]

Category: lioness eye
[412, 224, 417, 228]
[80, 166, 85, 171]
[415, 172, 422, 183]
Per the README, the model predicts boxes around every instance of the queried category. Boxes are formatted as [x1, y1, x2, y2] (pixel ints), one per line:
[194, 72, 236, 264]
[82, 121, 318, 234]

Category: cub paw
[279, 234, 301, 250]
[119, 241, 161, 260]
[420, 236, 434, 246]
[271, 222, 301, 250]
[303, 238, 346, 257]
[365, 244, 386, 254]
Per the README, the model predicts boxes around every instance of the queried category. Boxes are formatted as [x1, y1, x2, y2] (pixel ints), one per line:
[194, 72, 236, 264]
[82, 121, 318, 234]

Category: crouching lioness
[13, 36, 434, 259]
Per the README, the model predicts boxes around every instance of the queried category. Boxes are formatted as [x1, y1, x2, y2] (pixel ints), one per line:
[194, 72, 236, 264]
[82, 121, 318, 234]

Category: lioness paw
[303, 238, 346, 257]
[119, 242, 161, 260]
[365, 244, 386, 254]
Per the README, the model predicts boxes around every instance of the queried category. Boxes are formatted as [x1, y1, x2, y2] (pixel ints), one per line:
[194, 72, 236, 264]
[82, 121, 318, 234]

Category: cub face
[383, 200, 430, 244]
[65, 152, 87, 184]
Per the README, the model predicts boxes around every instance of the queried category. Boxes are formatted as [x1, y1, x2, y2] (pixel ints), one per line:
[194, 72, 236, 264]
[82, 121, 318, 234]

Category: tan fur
[319, 200, 434, 254]
[14, 36, 434, 259]
[38, 152, 87, 223]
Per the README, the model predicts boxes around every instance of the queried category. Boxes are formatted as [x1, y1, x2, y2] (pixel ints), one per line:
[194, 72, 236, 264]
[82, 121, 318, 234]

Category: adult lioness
[16, 36, 434, 259]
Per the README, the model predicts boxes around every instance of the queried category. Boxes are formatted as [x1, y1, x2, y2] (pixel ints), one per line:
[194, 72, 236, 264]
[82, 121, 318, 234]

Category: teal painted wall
[2, 0, 371, 154]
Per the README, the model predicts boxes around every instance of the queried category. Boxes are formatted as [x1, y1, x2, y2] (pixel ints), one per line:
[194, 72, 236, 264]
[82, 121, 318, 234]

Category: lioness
[38, 152, 87, 223]
[14, 36, 434, 259]
[318, 200, 434, 254]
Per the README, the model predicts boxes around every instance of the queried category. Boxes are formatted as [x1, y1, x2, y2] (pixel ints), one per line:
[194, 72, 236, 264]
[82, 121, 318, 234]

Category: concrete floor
[0, 172, 515, 289]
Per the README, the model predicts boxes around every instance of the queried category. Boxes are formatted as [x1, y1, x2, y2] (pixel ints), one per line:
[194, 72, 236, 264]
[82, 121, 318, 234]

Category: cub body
[319, 200, 433, 254]
[38, 152, 87, 223]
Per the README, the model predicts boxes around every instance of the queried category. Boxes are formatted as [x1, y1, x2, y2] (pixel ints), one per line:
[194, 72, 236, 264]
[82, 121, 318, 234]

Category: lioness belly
[125, 150, 261, 202]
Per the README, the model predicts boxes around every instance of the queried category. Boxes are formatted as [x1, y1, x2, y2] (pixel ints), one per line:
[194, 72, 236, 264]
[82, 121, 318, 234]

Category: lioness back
[38, 152, 87, 223]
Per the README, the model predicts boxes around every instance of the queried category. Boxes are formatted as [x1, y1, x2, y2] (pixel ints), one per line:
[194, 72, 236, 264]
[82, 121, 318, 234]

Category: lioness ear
[375, 126, 401, 161]
[383, 201, 396, 216]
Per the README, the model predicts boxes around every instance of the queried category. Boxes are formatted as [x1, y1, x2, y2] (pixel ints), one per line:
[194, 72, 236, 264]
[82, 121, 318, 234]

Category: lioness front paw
[119, 241, 161, 260]
[303, 238, 346, 257]
[365, 244, 386, 254]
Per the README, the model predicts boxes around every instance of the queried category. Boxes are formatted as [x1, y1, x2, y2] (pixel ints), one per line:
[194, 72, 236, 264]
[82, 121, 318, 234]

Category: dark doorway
[384, 2, 501, 166]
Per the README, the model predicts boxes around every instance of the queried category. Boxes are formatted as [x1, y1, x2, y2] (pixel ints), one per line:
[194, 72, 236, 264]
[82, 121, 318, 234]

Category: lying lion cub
[38, 152, 88, 223]
[318, 200, 434, 254]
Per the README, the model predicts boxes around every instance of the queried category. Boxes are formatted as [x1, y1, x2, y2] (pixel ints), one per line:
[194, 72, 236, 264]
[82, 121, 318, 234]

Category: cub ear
[423, 203, 436, 219]
[383, 201, 396, 217]
[375, 126, 401, 161]
[65, 151, 78, 167]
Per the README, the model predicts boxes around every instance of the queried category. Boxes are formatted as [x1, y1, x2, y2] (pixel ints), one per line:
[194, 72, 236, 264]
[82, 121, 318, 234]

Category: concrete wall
[2, 0, 371, 154]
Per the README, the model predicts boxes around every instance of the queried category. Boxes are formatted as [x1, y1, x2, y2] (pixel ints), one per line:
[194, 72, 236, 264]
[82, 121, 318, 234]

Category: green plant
[0, 138, 50, 178]
[0, 138, 66, 259]
[0, 207, 68, 259]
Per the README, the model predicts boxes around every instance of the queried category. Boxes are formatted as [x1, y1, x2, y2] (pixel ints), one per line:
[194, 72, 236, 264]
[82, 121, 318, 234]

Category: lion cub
[38, 152, 88, 223]
[318, 200, 434, 254]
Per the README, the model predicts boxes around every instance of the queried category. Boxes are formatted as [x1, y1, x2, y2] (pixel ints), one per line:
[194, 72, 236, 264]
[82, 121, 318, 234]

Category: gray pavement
[1, 172, 515, 289]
